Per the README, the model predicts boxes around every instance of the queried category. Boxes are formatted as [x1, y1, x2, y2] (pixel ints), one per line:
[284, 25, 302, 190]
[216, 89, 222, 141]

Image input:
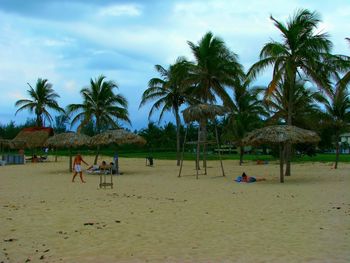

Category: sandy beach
[0, 156, 349, 262]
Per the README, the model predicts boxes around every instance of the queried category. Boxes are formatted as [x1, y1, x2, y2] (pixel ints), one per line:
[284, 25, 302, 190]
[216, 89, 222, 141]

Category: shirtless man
[72, 153, 89, 183]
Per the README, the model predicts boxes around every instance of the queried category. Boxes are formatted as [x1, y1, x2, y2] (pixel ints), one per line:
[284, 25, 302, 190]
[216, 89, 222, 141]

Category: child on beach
[72, 153, 89, 183]
[235, 172, 266, 183]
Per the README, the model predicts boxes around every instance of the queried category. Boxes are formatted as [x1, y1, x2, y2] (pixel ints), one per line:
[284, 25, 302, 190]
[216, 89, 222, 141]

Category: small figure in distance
[72, 153, 89, 183]
[235, 172, 266, 183]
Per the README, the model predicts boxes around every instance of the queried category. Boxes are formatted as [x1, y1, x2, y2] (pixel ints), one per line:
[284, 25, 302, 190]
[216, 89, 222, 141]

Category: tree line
[1, 9, 349, 170]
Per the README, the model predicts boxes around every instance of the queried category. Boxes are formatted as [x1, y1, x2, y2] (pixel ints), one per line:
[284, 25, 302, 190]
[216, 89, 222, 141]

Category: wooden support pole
[178, 128, 188, 177]
[215, 126, 225, 177]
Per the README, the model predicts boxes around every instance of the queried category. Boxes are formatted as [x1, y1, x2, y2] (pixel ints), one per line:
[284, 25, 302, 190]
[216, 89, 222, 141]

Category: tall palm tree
[187, 32, 244, 168]
[224, 78, 266, 165]
[15, 78, 65, 127]
[338, 38, 350, 88]
[188, 31, 244, 106]
[139, 58, 193, 166]
[318, 84, 350, 169]
[67, 75, 129, 164]
[248, 9, 332, 176]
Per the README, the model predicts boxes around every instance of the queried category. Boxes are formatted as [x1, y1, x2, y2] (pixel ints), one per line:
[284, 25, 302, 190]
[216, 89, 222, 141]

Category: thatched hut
[11, 127, 54, 149]
[242, 125, 320, 183]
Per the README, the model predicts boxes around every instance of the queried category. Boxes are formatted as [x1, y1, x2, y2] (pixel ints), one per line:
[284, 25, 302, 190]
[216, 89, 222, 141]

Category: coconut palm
[15, 78, 65, 127]
[223, 78, 266, 165]
[263, 80, 322, 128]
[139, 57, 193, 166]
[318, 84, 350, 169]
[67, 75, 129, 164]
[187, 32, 244, 168]
[337, 38, 350, 88]
[187, 31, 244, 106]
[248, 9, 332, 176]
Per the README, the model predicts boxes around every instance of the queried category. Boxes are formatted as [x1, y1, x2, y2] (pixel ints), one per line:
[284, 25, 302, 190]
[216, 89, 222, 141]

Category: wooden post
[69, 148, 72, 172]
[196, 125, 200, 179]
[178, 128, 188, 177]
[279, 143, 284, 183]
[215, 126, 225, 177]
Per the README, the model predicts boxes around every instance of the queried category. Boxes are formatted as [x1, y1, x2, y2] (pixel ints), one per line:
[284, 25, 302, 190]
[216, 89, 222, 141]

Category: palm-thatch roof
[242, 125, 320, 146]
[45, 132, 91, 148]
[90, 129, 146, 147]
[0, 139, 12, 149]
[182, 104, 228, 123]
[11, 127, 54, 149]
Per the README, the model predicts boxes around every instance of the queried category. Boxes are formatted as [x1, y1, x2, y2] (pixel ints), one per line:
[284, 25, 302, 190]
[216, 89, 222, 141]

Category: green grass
[3, 149, 348, 163]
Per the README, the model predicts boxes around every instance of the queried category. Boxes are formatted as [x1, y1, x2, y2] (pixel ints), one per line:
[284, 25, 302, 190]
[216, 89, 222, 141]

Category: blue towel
[234, 176, 242, 182]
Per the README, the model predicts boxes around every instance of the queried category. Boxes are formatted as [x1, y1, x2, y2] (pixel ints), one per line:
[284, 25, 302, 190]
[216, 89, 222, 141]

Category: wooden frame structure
[178, 124, 225, 179]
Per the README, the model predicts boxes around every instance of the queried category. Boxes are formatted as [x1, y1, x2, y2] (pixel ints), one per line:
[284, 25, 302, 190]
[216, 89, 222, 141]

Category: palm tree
[15, 78, 65, 127]
[338, 38, 350, 88]
[188, 31, 244, 106]
[224, 78, 266, 165]
[139, 58, 193, 166]
[67, 75, 129, 164]
[263, 80, 322, 128]
[187, 31, 244, 168]
[318, 84, 350, 169]
[248, 9, 332, 176]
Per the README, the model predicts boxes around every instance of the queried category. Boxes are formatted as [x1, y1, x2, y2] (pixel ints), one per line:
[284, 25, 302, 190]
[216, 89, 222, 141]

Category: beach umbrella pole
[69, 148, 72, 172]
[279, 143, 284, 183]
[196, 125, 200, 179]
[215, 126, 225, 177]
[178, 128, 187, 177]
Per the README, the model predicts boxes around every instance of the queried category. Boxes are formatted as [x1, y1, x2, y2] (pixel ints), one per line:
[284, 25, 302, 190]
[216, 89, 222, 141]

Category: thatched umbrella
[46, 132, 92, 171]
[90, 129, 146, 147]
[182, 103, 228, 124]
[180, 104, 228, 178]
[242, 125, 320, 183]
[11, 127, 54, 149]
[90, 129, 146, 171]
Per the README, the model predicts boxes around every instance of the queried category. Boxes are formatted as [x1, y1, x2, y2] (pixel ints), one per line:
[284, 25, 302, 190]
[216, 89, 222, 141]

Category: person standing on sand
[72, 153, 89, 183]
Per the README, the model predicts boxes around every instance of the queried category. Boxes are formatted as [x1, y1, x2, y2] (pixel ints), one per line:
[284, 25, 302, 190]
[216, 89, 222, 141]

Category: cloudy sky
[0, 0, 349, 130]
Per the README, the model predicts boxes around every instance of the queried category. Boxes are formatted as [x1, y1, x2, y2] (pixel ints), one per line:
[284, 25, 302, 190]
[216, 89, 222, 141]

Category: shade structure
[182, 103, 228, 123]
[241, 125, 320, 146]
[45, 132, 91, 172]
[11, 127, 54, 149]
[45, 132, 91, 148]
[241, 125, 320, 183]
[90, 129, 146, 147]
[179, 104, 228, 179]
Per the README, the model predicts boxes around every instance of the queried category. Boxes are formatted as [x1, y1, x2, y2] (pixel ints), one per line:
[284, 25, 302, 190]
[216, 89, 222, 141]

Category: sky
[0, 0, 349, 130]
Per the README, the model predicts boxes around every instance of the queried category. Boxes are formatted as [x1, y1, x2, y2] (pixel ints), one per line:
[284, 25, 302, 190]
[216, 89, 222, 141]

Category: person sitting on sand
[235, 172, 266, 183]
[72, 153, 89, 183]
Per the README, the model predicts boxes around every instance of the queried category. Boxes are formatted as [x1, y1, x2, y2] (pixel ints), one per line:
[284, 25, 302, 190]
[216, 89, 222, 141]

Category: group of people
[235, 172, 266, 183]
[72, 154, 117, 183]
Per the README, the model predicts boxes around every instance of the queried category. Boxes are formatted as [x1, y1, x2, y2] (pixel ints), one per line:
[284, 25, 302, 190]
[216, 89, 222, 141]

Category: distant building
[340, 133, 350, 154]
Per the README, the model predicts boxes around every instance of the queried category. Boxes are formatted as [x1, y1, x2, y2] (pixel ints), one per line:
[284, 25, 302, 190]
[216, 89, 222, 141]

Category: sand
[0, 156, 349, 262]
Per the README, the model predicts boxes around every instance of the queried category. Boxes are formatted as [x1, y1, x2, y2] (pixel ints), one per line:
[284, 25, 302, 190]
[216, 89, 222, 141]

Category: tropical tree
[67, 75, 130, 164]
[318, 84, 350, 169]
[187, 31, 244, 168]
[15, 78, 65, 127]
[139, 58, 193, 166]
[223, 78, 266, 165]
[263, 80, 322, 128]
[338, 38, 350, 88]
[248, 9, 332, 176]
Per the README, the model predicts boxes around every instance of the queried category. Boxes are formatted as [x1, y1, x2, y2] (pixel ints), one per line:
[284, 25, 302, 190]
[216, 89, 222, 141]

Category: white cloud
[98, 4, 142, 17]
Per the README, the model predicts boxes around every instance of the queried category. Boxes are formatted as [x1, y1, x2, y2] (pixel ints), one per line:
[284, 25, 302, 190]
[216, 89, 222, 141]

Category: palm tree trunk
[94, 118, 101, 165]
[178, 128, 188, 177]
[94, 145, 100, 165]
[175, 110, 181, 166]
[335, 135, 340, 169]
[285, 73, 295, 177]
